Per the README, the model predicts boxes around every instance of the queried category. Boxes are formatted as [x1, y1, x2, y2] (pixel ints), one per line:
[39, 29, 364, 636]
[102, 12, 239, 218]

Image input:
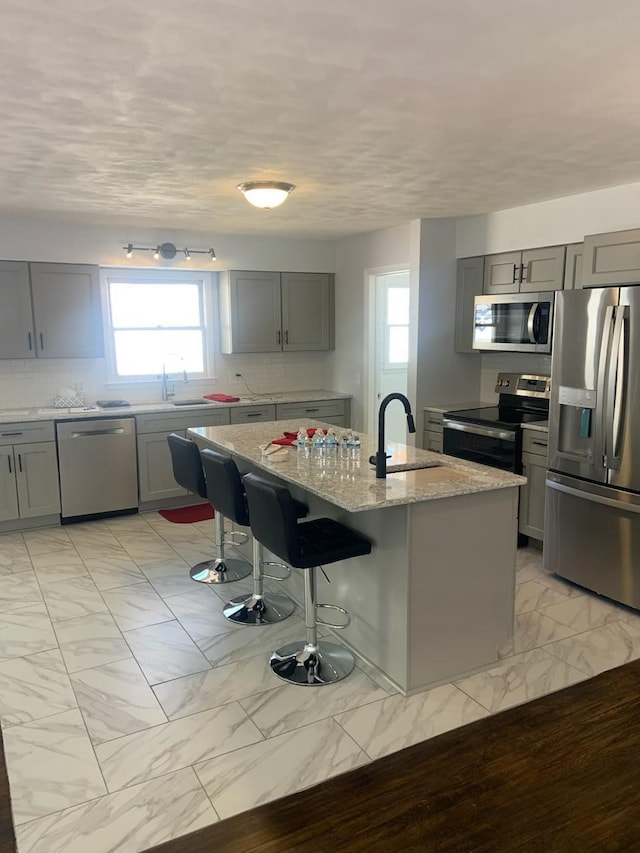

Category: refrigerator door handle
[526, 303, 538, 344]
[598, 305, 616, 468]
[547, 476, 640, 515]
[605, 305, 628, 471]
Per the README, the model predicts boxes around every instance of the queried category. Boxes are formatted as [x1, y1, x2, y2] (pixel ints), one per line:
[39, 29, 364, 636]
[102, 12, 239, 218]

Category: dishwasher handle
[69, 427, 125, 438]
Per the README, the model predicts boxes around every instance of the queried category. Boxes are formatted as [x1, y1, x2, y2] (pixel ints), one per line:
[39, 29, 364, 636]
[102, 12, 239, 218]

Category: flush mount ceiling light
[122, 242, 216, 262]
[237, 181, 296, 210]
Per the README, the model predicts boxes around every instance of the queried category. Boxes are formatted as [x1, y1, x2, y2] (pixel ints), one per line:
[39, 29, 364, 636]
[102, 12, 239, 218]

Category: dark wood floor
[153, 661, 640, 853]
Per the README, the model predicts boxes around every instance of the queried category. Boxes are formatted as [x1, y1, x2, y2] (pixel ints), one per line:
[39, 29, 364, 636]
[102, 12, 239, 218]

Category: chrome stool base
[190, 557, 251, 584]
[223, 592, 295, 625]
[270, 640, 354, 685]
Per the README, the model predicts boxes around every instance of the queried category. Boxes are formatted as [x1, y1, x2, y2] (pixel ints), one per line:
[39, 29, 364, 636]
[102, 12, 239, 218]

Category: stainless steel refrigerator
[545, 286, 640, 609]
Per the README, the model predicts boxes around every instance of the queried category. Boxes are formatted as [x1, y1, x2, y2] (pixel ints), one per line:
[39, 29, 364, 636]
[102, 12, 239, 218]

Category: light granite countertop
[189, 419, 525, 513]
[521, 421, 549, 433]
[0, 390, 351, 425]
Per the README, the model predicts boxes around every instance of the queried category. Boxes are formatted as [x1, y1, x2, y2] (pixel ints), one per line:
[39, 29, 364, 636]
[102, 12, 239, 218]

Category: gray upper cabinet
[219, 271, 282, 354]
[564, 243, 584, 290]
[0, 262, 35, 359]
[219, 270, 334, 354]
[520, 246, 566, 293]
[483, 252, 521, 294]
[583, 228, 640, 287]
[484, 247, 566, 294]
[281, 273, 332, 351]
[30, 264, 104, 358]
[455, 256, 484, 353]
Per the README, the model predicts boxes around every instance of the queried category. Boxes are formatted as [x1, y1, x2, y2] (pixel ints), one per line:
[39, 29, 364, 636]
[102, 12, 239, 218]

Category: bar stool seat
[243, 472, 372, 686]
[200, 448, 306, 625]
[167, 434, 251, 584]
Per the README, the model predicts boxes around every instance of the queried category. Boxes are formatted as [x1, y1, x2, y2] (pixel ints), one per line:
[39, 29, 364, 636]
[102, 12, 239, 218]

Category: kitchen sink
[171, 399, 215, 406]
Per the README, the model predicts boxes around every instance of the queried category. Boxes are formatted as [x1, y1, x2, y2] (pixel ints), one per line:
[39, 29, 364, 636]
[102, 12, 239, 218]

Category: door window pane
[388, 326, 409, 363]
[387, 288, 410, 325]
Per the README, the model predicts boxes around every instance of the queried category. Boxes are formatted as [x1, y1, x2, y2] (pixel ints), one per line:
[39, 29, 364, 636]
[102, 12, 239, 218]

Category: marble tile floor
[0, 516, 639, 852]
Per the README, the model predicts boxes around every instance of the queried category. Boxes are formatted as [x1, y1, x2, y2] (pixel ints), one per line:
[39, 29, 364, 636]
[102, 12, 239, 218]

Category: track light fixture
[122, 242, 217, 262]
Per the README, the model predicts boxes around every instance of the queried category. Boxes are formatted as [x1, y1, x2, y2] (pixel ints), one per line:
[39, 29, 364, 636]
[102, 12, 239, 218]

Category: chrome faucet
[374, 393, 416, 478]
[161, 361, 188, 401]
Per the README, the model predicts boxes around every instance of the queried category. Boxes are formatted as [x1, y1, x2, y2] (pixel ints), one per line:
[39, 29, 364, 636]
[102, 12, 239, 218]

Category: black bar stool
[166, 434, 251, 584]
[200, 448, 306, 625]
[243, 472, 372, 686]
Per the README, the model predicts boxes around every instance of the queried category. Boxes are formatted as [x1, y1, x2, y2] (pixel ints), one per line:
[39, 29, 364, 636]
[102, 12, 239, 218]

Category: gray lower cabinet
[564, 243, 584, 290]
[422, 409, 443, 453]
[0, 422, 60, 522]
[455, 257, 484, 353]
[519, 430, 549, 541]
[275, 398, 349, 428]
[230, 405, 276, 424]
[484, 247, 566, 294]
[0, 261, 103, 359]
[137, 431, 189, 503]
[135, 408, 231, 504]
[219, 270, 334, 354]
[583, 228, 640, 287]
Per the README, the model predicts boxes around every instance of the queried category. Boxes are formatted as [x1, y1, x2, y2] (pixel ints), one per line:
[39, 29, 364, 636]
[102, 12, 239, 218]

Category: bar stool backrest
[200, 449, 250, 527]
[167, 434, 207, 499]
[242, 472, 303, 568]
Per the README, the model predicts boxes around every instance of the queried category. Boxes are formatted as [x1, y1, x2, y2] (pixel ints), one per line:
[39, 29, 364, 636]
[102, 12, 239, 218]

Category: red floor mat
[158, 504, 214, 523]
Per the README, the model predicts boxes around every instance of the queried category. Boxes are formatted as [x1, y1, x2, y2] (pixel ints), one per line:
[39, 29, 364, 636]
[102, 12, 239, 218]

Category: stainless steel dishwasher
[56, 418, 138, 521]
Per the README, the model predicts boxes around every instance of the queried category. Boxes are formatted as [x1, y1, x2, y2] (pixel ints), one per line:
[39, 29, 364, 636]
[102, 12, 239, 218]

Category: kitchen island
[189, 420, 525, 695]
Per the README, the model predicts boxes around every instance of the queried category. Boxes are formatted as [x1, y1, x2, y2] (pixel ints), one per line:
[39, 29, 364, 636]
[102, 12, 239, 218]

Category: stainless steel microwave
[472, 292, 554, 353]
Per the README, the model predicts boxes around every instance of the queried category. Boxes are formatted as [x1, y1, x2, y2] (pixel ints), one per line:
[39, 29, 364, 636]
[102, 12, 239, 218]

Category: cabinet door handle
[284, 330, 289, 345]
[7, 454, 11, 474]
[512, 264, 519, 283]
[276, 330, 281, 345]
[39, 332, 44, 350]
[17, 454, 22, 473]
[521, 263, 529, 282]
[27, 332, 33, 351]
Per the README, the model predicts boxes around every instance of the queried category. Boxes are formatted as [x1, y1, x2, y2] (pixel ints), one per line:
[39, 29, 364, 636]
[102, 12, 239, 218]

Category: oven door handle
[443, 419, 516, 442]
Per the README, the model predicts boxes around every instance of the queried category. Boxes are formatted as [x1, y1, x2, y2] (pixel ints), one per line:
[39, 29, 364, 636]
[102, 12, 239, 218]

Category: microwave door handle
[526, 303, 538, 344]
[606, 305, 628, 471]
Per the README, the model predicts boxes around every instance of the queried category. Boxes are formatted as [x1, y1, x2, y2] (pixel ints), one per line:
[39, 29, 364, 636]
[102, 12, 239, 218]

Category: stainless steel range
[442, 372, 551, 473]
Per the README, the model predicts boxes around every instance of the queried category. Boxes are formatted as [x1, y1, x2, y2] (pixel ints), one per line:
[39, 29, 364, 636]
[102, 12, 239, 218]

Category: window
[385, 285, 410, 365]
[103, 271, 213, 381]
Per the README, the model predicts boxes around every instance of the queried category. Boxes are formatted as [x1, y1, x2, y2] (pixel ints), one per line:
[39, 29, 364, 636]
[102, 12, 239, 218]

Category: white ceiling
[1, 0, 640, 238]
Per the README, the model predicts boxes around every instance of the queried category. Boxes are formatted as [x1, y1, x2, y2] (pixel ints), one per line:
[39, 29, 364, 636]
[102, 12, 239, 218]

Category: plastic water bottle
[324, 427, 338, 452]
[296, 428, 308, 449]
[312, 428, 325, 452]
[351, 432, 361, 453]
[340, 430, 352, 456]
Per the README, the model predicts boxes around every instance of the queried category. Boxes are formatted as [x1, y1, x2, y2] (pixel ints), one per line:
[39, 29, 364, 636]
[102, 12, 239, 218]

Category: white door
[373, 272, 410, 444]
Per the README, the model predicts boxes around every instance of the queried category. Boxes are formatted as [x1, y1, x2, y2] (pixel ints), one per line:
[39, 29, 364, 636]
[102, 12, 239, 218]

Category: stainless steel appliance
[57, 417, 138, 521]
[545, 287, 640, 608]
[443, 373, 550, 473]
[473, 293, 554, 353]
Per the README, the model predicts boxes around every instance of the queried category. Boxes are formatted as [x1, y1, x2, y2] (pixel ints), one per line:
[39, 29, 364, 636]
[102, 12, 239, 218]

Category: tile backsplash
[0, 351, 332, 409]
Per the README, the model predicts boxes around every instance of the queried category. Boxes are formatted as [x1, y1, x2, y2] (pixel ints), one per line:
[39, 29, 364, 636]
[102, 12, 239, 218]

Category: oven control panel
[495, 372, 551, 398]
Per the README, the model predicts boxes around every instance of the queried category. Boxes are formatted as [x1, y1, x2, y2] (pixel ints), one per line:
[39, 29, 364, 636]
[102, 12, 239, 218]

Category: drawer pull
[1, 432, 23, 437]
[246, 413, 262, 418]
[531, 440, 548, 448]
[305, 408, 320, 413]
[428, 418, 440, 425]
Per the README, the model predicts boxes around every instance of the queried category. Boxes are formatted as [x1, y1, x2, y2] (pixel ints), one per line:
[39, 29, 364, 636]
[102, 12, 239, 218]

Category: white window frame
[100, 269, 217, 384]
